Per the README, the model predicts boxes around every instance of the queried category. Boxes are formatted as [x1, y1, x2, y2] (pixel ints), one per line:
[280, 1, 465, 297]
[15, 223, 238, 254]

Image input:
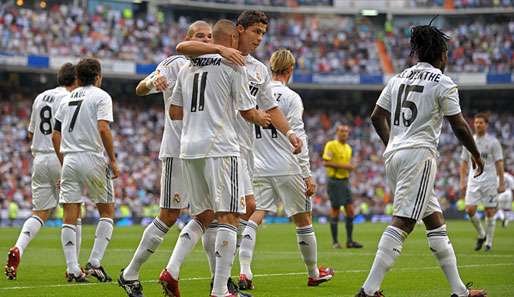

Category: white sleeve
[438, 77, 461, 116]
[28, 97, 38, 133]
[376, 79, 393, 112]
[170, 69, 184, 107]
[54, 100, 65, 123]
[159, 57, 187, 90]
[289, 94, 311, 178]
[257, 72, 278, 111]
[233, 67, 256, 111]
[460, 146, 470, 162]
[492, 139, 503, 162]
[97, 93, 113, 122]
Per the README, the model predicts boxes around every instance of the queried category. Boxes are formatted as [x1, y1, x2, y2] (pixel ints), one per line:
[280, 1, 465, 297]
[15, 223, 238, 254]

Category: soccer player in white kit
[118, 21, 212, 297]
[53, 58, 119, 283]
[159, 20, 271, 297]
[175, 10, 302, 285]
[356, 24, 487, 297]
[4, 63, 77, 280]
[460, 113, 505, 251]
[237, 49, 334, 290]
[496, 170, 513, 227]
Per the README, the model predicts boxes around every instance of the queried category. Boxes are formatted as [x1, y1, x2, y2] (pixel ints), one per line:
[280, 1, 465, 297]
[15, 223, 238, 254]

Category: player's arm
[135, 70, 168, 96]
[496, 160, 505, 193]
[322, 160, 355, 171]
[370, 105, 391, 147]
[176, 41, 244, 66]
[52, 120, 63, 165]
[447, 113, 483, 177]
[98, 120, 118, 179]
[169, 105, 183, 120]
[28, 99, 37, 141]
[169, 69, 185, 121]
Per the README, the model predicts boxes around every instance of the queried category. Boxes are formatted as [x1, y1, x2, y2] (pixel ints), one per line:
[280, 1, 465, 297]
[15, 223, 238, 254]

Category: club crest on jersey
[240, 196, 246, 208]
[173, 193, 181, 203]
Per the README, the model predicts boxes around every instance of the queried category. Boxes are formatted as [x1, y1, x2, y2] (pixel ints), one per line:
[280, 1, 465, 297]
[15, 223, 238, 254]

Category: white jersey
[55, 85, 113, 156]
[150, 55, 188, 159]
[503, 172, 514, 192]
[254, 81, 311, 178]
[377, 62, 461, 159]
[235, 55, 277, 153]
[461, 134, 503, 188]
[28, 87, 70, 154]
[171, 54, 255, 159]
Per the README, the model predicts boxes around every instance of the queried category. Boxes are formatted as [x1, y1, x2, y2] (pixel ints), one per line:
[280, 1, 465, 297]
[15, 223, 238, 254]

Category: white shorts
[241, 151, 254, 196]
[498, 190, 512, 210]
[160, 157, 188, 209]
[254, 175, 311, 217]
[465, 184, 498, 208]
[385, 148, 441, 221]
[32, 153, 61, 211]
[60, 152, 115, 204]
[182, 157, 245, 216]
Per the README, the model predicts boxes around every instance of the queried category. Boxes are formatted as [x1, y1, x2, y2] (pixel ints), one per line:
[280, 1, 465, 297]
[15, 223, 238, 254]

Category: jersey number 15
[393, 84, 424, 127]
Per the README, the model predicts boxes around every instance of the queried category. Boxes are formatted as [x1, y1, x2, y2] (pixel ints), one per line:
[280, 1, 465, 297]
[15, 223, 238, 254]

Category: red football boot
[307, 266, 334, 286]
[5, 247, 20, 280]
[159, 269, 180, 297]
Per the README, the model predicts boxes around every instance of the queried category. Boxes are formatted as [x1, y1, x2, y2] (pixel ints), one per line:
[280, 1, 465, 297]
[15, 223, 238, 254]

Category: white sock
[504, 211, 511, 226]
[123, 217, 169, 280]
[88, 218, 114, 267]
[237, 219, 249, 248]
[212, 224, 238, 297]
[427, 225, 468, 297]
[166, 218, 204, 279]
[61, 224, 81, 275]
[76, 218, 82, 260]
[296, 225, 319, 278]
[15, 215, 44, 257]
[470, 213, 485, 238]
[485, 216, 496, 247]
[363, 226, 407, 295]
[495, 209, 504, 221]
[239, 220, 258, 280]
[202, 221, 218, 278]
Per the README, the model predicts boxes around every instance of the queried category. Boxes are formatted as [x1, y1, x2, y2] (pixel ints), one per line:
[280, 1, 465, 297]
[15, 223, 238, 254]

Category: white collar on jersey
[271, 80, 285, 86]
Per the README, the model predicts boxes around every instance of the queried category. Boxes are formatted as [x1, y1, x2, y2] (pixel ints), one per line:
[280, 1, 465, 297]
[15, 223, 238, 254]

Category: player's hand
[153, 74, 168, 92]
[471, 155, 484, 178]
[498, 183, 506, 193]
[255, 110, 272, 127]
[109, 161, 120, 179]
[304, 176, 316, 197]
[288, 133, 302, 155]
[219, 46, 245, 66]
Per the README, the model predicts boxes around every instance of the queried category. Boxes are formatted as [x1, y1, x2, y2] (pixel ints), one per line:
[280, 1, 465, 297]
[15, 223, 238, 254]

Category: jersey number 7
[393, 84, 424, 127]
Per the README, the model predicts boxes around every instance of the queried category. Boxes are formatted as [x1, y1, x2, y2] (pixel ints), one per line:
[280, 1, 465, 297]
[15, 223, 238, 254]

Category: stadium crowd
[1, 3, 513, 75]
[387, 18, 514, 73]
[1, 96, 512, 220]
[188, 0, 333, 6]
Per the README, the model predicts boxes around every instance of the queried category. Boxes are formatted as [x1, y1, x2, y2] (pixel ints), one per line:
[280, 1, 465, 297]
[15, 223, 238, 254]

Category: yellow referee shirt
[322, 140, 352, 179]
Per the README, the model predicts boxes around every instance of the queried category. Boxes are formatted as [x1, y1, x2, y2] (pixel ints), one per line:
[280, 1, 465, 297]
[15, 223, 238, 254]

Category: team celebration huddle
[3, 8, 509, 297]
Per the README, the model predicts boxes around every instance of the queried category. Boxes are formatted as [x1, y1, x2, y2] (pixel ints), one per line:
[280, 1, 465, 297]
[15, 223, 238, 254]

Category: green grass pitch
[0, 221, 513, 297]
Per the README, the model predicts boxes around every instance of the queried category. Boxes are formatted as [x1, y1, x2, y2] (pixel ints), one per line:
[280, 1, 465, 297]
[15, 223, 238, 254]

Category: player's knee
[465, 206, 476, 216]
[158, 209, 180, 226]
[292, 212, 312, 227]
[33, 210, 51, 222]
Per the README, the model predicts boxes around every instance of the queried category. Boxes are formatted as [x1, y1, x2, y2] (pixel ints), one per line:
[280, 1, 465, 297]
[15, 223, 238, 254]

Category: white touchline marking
[0, 263, 512, 290]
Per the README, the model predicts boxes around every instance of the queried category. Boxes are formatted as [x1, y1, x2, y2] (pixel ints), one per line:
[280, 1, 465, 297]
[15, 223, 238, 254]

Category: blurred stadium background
[0, 0, 513, 227]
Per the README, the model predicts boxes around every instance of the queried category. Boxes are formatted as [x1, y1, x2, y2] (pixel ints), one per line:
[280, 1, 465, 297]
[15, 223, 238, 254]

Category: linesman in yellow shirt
[323, 125, 363, 249]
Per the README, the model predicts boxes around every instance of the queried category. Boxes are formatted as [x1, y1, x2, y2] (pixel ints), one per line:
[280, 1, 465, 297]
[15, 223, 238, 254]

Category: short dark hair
[57, 63, 76, 87]
[474, 113, 489, 123]
[76, 58, 101, 86]
[410, 23, 449, 65]
[237, 10, 268, 29]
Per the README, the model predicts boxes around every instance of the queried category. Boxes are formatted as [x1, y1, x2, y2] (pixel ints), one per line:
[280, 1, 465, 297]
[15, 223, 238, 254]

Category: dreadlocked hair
[410, 23, 449, 65]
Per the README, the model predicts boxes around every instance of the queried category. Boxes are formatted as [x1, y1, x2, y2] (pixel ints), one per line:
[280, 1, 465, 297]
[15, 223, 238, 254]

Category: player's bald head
[186, 20, 211, 38]
[212, 19, 238, 48]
